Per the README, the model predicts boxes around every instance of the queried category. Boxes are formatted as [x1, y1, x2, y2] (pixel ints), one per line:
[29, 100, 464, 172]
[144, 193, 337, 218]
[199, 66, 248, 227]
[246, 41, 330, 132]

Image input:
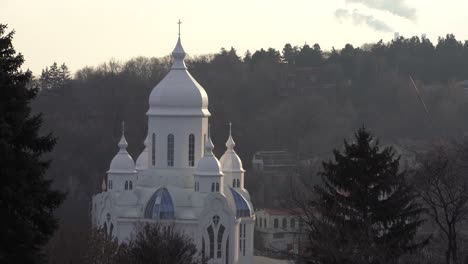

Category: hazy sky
[2, 0, 467, 75]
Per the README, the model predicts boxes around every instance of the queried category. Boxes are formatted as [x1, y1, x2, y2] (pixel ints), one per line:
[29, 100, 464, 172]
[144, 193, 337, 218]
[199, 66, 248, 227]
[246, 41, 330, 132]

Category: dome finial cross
[178, 19, 182, 36]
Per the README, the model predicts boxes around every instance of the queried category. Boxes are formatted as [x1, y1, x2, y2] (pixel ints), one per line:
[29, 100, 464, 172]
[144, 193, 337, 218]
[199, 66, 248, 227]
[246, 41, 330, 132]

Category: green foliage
[0, 24, 65, 263]
[307, 128, 426, 264]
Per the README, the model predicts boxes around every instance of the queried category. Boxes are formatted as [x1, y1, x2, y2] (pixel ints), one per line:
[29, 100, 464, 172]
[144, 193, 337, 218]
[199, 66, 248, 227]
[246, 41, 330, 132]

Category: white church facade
[91, 30, 255, 264]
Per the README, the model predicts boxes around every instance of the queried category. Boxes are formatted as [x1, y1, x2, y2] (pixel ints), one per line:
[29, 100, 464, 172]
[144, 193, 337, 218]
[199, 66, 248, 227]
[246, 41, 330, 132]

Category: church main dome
[147, 37, 210, 117]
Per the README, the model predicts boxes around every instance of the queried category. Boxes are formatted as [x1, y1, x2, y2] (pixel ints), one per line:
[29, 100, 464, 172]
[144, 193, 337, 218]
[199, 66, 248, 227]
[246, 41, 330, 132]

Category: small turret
[220, 122, 245, 189]
[107, 122, 137, 192]
[193, 126, 224, 194]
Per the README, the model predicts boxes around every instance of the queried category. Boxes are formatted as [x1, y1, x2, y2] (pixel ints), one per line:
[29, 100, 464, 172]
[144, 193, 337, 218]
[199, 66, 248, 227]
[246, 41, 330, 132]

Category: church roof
[228, 187, 253, 218]
[220, 123, 245, 173]
[147, 35, 210, 117]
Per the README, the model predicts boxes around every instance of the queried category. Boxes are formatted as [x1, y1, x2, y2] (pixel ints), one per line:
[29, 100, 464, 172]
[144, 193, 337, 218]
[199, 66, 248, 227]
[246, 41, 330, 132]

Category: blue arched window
[188, 134, 195, 167]
[229, 187, 252, 218]
[144, 188, 175, 220]
[167, 134, 174, 167]
[129, 181, 133, 190]
[152, 133, 156, 166]
[124, 181, 128, 190]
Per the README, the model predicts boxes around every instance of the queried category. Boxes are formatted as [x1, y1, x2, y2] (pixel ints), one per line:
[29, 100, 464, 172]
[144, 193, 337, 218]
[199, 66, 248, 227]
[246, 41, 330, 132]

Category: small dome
[144, 187, 175, 220]
[136, 136, 149, 170]
[220, 125, 245, 172]
[195, 132, 223, 176]
[147, 37, 210, 117]
[229, 187, 253, 218]
[108, 127, 137, 174]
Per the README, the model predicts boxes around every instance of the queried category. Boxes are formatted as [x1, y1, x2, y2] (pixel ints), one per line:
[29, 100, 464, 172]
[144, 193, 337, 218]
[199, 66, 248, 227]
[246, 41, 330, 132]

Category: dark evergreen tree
[305, 128, 426, 264]
[0, 24, 65, 263]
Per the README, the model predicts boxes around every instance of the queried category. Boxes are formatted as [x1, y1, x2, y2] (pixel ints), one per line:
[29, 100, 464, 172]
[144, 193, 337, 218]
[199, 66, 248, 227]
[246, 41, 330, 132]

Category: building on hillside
[254, 209, 306, 254]
[91, 28, 255, 264]
[251, 151, 296, 208]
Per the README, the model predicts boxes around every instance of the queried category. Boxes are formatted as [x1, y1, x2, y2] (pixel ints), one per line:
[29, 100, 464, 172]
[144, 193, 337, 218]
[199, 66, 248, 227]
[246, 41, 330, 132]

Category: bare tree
[415, 143, 468, 264]
[116, 223, 200, 264]
[84, 228, 120, 264]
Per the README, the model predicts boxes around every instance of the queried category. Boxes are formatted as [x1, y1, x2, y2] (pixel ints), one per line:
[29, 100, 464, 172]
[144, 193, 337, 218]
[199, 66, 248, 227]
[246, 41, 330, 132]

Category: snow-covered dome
[220, 125, 245, 173]
[136, 135, 149, 170]
[147, 36, 210, 117]
[195, 132, 223, 176]
[108, 126, 136, 174]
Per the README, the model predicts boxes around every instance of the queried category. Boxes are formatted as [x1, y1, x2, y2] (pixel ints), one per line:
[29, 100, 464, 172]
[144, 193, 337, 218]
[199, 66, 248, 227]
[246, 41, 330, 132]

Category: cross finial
[121, 121, 125, 135]
[229, 121, 232, 136]
[178, 19, 182, 36]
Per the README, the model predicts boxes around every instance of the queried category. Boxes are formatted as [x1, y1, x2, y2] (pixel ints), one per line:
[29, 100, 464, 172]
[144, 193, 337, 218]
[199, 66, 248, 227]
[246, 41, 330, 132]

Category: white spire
[171, 20, 187, 70]
[226, 121, 235, 151]
[204, 124, 215, 156]
[220, 122, 245, 173]
[108, 120, 136, 174]
[118, 121, 128, 150]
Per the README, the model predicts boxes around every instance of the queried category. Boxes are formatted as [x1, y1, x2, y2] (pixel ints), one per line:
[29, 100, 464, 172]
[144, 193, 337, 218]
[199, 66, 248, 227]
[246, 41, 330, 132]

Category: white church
[91, 28, 255, 264]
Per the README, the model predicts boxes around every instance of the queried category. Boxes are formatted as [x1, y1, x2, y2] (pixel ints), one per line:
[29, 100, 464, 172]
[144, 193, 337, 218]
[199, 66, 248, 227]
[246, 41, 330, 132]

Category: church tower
[146, 24, 209, 188]
[194, 129, 224, 194]
[107, 123, 137, 192]
[220, 123, 246, 190]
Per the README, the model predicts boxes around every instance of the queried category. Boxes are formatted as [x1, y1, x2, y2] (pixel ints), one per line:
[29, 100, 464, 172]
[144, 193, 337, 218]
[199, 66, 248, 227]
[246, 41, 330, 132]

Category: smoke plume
[335, 8, 393, 33]
[346, 0, 416, 21]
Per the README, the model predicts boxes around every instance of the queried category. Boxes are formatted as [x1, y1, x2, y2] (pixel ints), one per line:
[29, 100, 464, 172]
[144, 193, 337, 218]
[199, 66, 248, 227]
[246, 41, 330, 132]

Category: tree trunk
[452, 225, 458, 264]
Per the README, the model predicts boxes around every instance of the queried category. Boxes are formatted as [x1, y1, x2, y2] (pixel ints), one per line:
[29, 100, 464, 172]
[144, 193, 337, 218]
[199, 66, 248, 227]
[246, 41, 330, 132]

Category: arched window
[124, 181, 128, 190]
[211, 182, 215, 192]
[215, 182, 220, 192]
[236, 179, 240, 188]
[217, 225, 225, 258]
[264, 218, 267, 228]
[129, 181, 133, 190]
[207, 226, 214, 259]
[188, 134, 195, 167]
[291, 218, 296, 229]
[152, 133, 156, 166]
[202, 237, 206, 261]
[109, 223, 114, 237]
[232, 179, 236, 187]
[282, 218, 287, 229]
[225, 235, 229, 264]
[239, 224, 246, 256]
[167, 134, 174, 167]
[274, 218, 279, 228]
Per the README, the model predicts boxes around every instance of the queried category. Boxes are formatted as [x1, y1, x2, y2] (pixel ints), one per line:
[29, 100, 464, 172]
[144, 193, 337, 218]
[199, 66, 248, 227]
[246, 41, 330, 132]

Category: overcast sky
[2, 0, 467, 74]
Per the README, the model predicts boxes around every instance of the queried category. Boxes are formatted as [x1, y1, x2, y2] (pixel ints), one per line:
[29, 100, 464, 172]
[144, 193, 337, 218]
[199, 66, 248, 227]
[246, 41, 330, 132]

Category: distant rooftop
[253, 151, 295, 167]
